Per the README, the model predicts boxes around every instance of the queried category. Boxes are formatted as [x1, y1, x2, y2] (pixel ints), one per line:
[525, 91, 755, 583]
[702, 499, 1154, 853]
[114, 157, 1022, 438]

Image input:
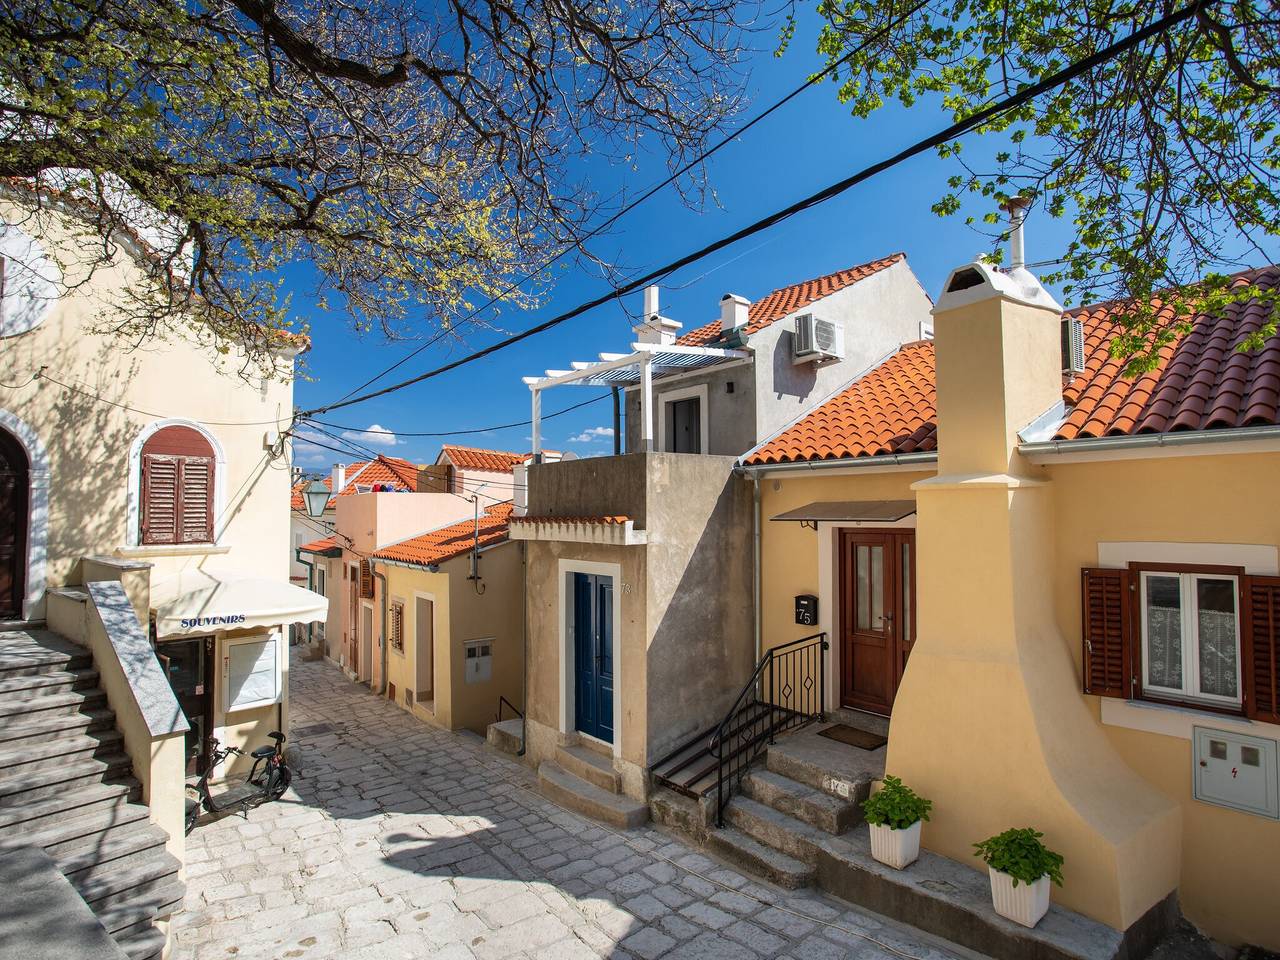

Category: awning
[770, 500, 916, 523]
[151, 569, 329, 637]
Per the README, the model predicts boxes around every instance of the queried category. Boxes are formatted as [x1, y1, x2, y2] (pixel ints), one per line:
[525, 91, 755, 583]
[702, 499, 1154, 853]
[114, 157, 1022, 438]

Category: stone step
[95, 880, 185, 932]
[536, 761, 648, 829]
[742, 768, 861, 835]
[0, 779, 140, 830]
[117, 923, 167, 960]
[815, 828, 1139, 960]
[726, 795, 828, 866]
[33, 800, 153, 852]
[765, 726, 882, 803]
[0, 727, 125, 772]
[0, 751, 134, 806]
[55, 823, 170, 883]
[704, 825, 814, 890]
[0, 667, 100, 701]
[72, 848, 182, 913]
[0, 706, 116, 747]
[0, 686, 108, 721]
[485, 718, 523, 756]
[555, 743, 622, 793]
[0, 630, 92, 679]
[96, 900, 161, 940]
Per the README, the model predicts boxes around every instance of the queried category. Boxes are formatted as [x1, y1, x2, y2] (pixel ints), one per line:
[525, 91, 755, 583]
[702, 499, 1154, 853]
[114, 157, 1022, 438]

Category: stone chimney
[720, 293, 750, 335]
[884, 250, 1181, 931]
[632, 284, 682, 345]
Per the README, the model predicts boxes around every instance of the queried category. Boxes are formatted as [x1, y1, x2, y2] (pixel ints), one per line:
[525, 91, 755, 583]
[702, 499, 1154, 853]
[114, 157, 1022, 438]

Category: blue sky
[289, 15, 1084, 470]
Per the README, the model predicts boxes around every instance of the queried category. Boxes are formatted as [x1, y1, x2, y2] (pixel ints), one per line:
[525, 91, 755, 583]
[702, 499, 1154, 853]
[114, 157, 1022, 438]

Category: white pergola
[524, 341, 750, 458]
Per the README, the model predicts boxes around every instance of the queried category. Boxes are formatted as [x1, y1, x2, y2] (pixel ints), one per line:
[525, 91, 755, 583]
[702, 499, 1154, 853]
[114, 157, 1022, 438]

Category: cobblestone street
[173, 651, 966, 960]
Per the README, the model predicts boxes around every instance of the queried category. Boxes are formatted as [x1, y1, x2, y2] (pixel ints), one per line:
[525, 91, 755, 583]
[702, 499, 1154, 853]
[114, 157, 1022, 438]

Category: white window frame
[223, 631, 283, 714]
[463, 637, 493, 684]
[656, 383, 708, 455]
[1138, 570, 1243, 708]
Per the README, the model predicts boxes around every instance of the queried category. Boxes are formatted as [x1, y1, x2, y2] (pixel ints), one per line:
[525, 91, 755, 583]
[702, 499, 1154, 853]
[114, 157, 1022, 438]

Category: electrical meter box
[1192, 726, 1279, 819]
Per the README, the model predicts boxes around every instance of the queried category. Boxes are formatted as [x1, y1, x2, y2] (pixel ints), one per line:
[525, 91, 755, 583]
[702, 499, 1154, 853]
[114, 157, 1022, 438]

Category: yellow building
[741, 259, 1280, 951]
[301, 500, 526, 735]
[1, 188, 324, 955]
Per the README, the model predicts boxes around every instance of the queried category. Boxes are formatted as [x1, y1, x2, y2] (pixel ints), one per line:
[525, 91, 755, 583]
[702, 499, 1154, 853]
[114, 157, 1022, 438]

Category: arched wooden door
[0, 429, 30, 620]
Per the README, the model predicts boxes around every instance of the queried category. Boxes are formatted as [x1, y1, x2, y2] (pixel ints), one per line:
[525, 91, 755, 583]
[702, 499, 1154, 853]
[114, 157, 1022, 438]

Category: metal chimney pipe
[1002, 196, 1030, 270]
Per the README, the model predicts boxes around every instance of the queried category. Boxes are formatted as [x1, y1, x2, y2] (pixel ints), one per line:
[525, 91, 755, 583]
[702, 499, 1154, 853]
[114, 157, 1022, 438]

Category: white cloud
[340, 423, 400, 448]
[568, 426, 615, 444]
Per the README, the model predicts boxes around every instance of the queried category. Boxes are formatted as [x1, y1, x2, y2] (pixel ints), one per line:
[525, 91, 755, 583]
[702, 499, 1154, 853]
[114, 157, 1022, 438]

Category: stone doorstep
[555, 743, 622, 794]
[485, 719, 524, 757]
[764, 725, 884, 803]
[704, 825, 814, 891]
[741, 768, 861, 835]
[536, 761, 649, 830]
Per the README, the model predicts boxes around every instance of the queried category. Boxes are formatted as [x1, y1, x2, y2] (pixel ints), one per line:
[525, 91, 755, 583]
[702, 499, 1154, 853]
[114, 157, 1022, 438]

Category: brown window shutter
[141, 454, 180, 544]
[359, 560, 374, 599]
[1081, 567, 1132, 698]
[1244, 576, 1280, 724]
[179, 457, 214, 542]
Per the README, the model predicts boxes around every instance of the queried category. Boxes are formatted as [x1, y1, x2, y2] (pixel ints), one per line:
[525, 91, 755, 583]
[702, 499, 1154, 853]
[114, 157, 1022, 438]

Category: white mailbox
[1192, 726, 1279, 819]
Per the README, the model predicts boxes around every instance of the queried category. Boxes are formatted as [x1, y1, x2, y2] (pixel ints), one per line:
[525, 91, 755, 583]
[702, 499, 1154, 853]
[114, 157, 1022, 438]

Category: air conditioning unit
[1061, 316, 1085, 374]
[792, 314, 845, 364]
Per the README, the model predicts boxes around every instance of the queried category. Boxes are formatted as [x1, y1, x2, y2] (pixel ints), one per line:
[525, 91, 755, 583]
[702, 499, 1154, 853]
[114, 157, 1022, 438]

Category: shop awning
[151, 569, 329, 637]
[770, 500, 916, 523]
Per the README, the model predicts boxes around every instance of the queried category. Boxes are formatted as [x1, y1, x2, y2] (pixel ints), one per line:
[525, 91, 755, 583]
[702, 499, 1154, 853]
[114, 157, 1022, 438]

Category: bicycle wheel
[265, 763, 292, 800]
[185, 793, 201, 835]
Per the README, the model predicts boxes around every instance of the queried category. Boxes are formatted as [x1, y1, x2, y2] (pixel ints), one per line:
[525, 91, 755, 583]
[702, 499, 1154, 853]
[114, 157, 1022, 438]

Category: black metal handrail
[711, 632, 827, 825]
[496, 695, 523, 722]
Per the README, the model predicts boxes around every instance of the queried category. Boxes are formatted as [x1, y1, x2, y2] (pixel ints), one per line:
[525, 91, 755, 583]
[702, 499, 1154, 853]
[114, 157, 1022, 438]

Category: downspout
[373, 565, 389, 695]
[753, 472, 761, 662]
[297, 550, 315, 648]
[518, 541, 527, 757]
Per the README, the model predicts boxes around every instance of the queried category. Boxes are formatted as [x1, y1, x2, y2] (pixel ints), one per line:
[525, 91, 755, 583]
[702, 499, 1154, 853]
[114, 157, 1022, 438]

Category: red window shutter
[141, 454, 180, 544]
[1244, 576, 1280, 724]
[1081, 567, 1132, 698]
[179, 457, 214, 542]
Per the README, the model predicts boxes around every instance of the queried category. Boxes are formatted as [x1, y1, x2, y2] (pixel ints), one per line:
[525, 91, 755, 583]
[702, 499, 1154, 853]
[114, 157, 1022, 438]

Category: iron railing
[711, 632, 827, 825]
[496, 695, 523, 722]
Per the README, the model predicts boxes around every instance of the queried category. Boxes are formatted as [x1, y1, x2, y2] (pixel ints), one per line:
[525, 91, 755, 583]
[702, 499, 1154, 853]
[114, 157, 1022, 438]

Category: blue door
[573, 573, 614, 743]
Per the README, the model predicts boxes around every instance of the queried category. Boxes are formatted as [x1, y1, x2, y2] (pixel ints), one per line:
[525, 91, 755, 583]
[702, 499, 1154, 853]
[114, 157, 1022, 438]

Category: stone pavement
[172, 651, 968, 960]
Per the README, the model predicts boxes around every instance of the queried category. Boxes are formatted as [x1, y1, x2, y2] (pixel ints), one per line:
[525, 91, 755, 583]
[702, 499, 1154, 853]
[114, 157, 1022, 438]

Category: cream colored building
[740, 259, 1280, 950]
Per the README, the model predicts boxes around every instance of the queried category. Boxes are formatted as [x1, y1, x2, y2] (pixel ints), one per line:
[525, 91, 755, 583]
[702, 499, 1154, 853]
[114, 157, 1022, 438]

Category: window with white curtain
[225, 633, 281, 712]
[1139, 571, 1241, 707]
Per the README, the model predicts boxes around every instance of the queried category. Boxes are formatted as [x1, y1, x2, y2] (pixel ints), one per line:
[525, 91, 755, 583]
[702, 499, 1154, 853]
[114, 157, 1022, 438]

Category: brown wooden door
[839, 530, 916, 715]
[0, 430, 29, 620]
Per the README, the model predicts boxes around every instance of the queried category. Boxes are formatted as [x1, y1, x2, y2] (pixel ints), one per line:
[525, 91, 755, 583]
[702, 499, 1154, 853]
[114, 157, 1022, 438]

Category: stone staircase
[0, 627, 184, 959]
[686, 721, 1170, 960]
[537, 740, 649, 829]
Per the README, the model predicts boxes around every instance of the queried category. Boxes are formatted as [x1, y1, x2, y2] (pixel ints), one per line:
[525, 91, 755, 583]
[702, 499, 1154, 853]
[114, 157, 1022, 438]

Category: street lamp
[302, 479, 331, 519]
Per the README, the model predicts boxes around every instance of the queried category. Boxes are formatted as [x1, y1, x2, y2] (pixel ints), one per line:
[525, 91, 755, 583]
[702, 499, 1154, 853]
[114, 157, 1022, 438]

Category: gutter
[752, 473, 761, 663]
[373, 566, 389, 695]
[738, 451, 939, 476]
[1019, 424, 1280, 459]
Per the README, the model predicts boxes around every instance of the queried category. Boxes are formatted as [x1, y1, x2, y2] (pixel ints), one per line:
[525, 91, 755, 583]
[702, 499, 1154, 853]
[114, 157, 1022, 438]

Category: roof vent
[946, 267, 985, 293]
[1061, 316, 1085, 374]
[720, 293, 750, 334]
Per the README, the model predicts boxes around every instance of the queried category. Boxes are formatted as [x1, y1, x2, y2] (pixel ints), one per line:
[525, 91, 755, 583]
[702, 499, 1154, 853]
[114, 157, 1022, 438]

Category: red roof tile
[345, 456, 419, 492]
[676, 254, 906, 347]
[746, 267, 1280, 465]
[298, 535, 339, 553]
[373, 502, 514, 567]
[439, 445, 527, 473]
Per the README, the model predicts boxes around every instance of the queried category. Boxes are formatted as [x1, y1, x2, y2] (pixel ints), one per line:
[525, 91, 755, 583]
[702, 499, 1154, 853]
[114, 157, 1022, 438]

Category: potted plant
[972, 827, 1065, 928]
[862, 775, 932, 869]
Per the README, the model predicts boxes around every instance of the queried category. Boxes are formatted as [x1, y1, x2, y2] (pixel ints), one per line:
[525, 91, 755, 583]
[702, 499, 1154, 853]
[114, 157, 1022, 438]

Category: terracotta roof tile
[439, 445, 527, 473]
[290, 475, 333, 510]
[373, 502, 514, 567]
[746, 266, 1280, 465]
[298, 535, 338, 553]
[675, 254, 906, 347]
[508, 515, 631, 525]
[344, 456, 419, 492]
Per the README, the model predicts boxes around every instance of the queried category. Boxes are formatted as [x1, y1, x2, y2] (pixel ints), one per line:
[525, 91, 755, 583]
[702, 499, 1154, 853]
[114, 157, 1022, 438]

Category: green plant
[862, 776, 932, 830]
[973, 828, 1065, 887]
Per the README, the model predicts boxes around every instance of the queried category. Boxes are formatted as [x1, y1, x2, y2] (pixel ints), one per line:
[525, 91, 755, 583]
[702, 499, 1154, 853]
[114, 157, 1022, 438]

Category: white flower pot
[988, 868, 1051, 928]
[868, 820, 921, 870]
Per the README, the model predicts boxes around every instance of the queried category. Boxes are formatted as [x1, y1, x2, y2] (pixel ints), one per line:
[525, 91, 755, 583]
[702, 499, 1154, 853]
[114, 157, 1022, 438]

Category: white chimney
[720, 293, 750, 334]
[1002, 196, 1030, 271]
[632, 285, 682, 345]
[331, 463, 347, 494]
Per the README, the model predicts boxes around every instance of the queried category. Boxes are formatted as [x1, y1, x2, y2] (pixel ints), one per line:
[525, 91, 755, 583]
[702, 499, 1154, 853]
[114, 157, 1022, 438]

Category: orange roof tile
[439, 445, 527, 473]
[298, 535, 339, 554]
[345, 455, 419, 492]
[746, 267, 1280, 465]
[373, 502, 514, 567]
[290, 475, 333, 510]
[508, 515, 632, 525]
[676, 254, 906, 347]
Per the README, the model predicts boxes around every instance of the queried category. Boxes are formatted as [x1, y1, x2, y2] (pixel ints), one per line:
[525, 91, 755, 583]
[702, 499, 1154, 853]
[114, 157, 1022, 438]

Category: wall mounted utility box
[795, 594, 818, 627]
[1192, 726, 1279, 819]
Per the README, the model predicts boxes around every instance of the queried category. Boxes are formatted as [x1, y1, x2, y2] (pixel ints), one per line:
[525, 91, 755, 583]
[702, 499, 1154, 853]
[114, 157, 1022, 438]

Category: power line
[304, 391, 610, 438]
[304, 4, 1199, 419]
[325, 0, 930, 406]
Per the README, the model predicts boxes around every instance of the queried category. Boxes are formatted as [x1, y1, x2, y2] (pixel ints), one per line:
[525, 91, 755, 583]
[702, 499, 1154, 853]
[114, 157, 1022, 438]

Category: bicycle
[185, 731, 292, 834]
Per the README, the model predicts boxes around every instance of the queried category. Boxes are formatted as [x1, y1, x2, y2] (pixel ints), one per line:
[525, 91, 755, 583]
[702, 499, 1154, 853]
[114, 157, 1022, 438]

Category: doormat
[818, 724, 887, 751]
